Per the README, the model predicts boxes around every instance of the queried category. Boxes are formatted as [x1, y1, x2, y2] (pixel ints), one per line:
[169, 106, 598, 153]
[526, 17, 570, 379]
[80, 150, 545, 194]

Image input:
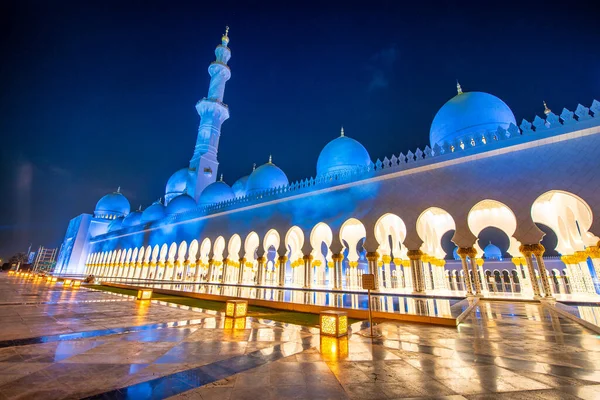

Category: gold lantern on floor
[225, 299, 248, 318]
[136, 288, 153, 300]
[320, 310, 348, 337]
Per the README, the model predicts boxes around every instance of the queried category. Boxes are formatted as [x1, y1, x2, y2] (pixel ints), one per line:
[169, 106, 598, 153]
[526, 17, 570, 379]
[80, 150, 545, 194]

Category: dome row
[98, 87, 516, 229]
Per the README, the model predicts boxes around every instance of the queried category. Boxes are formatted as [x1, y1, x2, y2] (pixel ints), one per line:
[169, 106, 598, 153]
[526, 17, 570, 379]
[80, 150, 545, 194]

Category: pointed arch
[375, 213, 407, 258]
[416, 207, 456, 259]
[468, 199, 520, 256]
[340, 218, 366, 262]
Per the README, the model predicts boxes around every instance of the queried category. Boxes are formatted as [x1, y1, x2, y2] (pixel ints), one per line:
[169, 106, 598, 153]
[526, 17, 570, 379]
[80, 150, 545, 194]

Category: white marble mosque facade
[55, 28, 600, 301]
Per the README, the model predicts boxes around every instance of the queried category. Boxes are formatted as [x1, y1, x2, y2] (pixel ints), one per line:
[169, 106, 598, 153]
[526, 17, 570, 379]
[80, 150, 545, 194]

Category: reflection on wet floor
[125, 281, 463, 318]
[2, 275, 600, 400]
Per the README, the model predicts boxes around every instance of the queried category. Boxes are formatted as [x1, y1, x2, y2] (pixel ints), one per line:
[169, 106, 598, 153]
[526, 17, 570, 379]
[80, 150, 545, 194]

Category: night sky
[0, 0, 598, 260]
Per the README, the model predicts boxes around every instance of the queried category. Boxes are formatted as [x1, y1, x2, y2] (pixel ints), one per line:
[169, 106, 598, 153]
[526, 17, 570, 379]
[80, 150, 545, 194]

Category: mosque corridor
[1, 275, 600, 399]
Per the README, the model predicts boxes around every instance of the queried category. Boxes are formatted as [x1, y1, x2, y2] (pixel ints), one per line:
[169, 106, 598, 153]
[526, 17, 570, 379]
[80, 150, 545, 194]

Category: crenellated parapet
[91, 98, 600, 241]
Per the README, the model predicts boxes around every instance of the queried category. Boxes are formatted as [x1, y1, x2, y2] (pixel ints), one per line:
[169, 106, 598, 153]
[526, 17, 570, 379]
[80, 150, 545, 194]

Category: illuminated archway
[375, 213, 408, 289]
[340, 218, 366, 289]
[310, 223, 333, 287]
[286, 226, 306, 286]
[227, 234, 242, 283]
[416, 207, 456, 291]
[244, 232, 259, 284]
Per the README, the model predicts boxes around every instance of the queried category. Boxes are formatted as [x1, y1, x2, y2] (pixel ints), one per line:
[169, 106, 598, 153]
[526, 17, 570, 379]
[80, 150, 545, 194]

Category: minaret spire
[340, 126, 345, 137]
[268, 154, 273, 164]
[456, 80, 463, 95]
[189, 27, 232, 202]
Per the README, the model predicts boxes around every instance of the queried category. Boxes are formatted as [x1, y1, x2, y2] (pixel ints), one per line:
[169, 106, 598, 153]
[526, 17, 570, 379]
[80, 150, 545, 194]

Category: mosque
[55, 28, 600, 301]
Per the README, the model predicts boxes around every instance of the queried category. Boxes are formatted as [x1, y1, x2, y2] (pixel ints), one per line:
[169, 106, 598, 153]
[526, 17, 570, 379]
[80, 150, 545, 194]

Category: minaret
[189, 26, 232, 201]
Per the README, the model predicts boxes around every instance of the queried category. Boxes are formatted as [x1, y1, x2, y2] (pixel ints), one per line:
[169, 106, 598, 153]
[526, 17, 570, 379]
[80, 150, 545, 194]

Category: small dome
[165, 168, 195, 205]
[141, 199, 166, 223]
[483, 242, 503, 260]
[198, 179, 235, 207]
[317, 128, 371, 177]
[430, 90, 516, 147]
[246, 157, 289, 195]
[122, 208, 143, 227]
[107, 217, 124, 232]
[166, 193, 197, 215]
[95, 188, 130, 219]
[232, 175, 249, 198]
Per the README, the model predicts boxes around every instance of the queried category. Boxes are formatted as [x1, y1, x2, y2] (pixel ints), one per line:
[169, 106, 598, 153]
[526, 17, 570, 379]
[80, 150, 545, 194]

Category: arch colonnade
[85, 190, 600, 300]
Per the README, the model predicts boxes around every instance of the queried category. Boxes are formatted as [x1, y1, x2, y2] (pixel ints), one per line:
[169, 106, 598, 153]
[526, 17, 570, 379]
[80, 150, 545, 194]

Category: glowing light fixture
[137, 288, 153, 300]
[8, 271, 14, 276]
[51, 277, 58, 283]
[63, 279, 72, 286]
[320, 310, 348, 337]
[72, 280, 81, 288]
[225, 299, 248, 318]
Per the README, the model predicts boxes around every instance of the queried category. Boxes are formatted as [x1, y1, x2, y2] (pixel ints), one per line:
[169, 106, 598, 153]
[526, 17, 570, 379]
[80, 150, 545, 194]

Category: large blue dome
[317, 130, 371, 177]
[166, 193, 197, 215]
[232, 175, 249, 198]
[198, 180, 235, 207]
[165, 168, 195, 205]
[141, 199, 166, 223]
[483, 242, 503, 260]
[95, 189, 130, 219]
[246, 159, 289, 195]
[122, 208, 142, 227]
[430, 91, 516, 147]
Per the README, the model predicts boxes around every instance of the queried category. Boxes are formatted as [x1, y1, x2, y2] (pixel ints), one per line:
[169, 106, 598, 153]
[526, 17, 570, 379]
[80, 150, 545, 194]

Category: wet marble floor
[1, 274, 600, 399]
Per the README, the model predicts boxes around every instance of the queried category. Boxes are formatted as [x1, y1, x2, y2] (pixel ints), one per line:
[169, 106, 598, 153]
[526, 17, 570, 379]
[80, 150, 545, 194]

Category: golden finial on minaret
[219, 174, 223, 182]
[456, 80, 463, 95]
[268, 154, 273, 164]
[117, 186, 121, 193]
[138, 205, 142, 211]
[221, 26, 230, 46]
[340, 126, 345, 137]
[253, 163, 256, 171]
[543, 101, 551, 115]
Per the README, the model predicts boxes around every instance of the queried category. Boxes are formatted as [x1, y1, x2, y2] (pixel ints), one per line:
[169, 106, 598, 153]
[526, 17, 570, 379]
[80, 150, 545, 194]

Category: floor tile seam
[0, 317, 214, 349]
[382, 341, 600, 374]
[451, 350, 600, 375]
[82, 342, 314, 399]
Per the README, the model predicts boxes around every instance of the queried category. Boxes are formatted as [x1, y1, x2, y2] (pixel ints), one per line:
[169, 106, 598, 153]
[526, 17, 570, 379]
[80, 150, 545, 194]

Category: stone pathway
[1, 274, 600, 399]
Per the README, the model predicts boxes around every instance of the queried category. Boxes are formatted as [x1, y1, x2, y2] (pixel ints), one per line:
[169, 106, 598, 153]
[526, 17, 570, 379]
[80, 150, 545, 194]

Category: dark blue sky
[0, 0, 598, 259]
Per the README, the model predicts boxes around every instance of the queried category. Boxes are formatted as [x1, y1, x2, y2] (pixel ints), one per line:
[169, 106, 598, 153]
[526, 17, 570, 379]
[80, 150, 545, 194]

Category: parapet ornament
[575, 104, 591, 120]
[560, 108, 576, 125]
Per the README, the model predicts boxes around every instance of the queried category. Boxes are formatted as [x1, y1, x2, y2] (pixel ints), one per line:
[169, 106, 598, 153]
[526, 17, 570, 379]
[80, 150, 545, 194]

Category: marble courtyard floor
[1, 275, 600, 399]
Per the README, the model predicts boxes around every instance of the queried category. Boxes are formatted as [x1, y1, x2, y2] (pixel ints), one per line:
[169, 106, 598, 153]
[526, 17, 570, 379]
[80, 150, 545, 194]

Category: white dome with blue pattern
[165, 168, 195, 205]
[141, 199, 166, 223]
[122, 207, 143, 227]
[198, 178, 235, 207]
[317, 128, 371, 177]
[430, 86, 516, 147]
[232, 175, 249, 198]
[94, 188, 130, 219]
[246, 157, 289, 195]
[166, 193, 197, 215]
